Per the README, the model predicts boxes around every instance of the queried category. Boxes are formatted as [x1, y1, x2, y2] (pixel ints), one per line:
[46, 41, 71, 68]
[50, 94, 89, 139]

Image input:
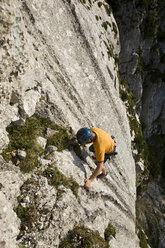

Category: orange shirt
[90, 127, 114, 162]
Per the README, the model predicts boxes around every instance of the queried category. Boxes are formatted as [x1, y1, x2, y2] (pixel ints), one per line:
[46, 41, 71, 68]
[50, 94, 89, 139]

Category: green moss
[135, 48, 144, 75]
[146, 215, 160, 248]
[43, 167, 79, 198]
[14, 204, 37, 232]
[136, 193, 161, 248]
[1, 115, 77, 172]
[103, 3, 112, 16]
[95, 15, 99, 21]
[139, 0, 158, 39]
[136, 57, 144, 75]
[137, 183, 149, 196]
[114, 55, 120, 68]
[79, 0, 86, 4]
[104, 223, 116, 240]
[104, 41, 113, 59]
[1, 116, 46, 172]
[47, 128, 71, 152]
[137, 225, 149, 248]
[118, 73, 160, 190]
[102, 21, 111, 31]
[136, 202, 150, 248]
[59, 225, 109, 248]
[112, 22, 118, 38]
[98, 2, 102, 8]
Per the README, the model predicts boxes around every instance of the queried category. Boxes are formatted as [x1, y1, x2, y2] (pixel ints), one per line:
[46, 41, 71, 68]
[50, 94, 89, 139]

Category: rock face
[0, 1, 138, 248]
[112, 1, 165, 247]
[112, 0, 165, 138]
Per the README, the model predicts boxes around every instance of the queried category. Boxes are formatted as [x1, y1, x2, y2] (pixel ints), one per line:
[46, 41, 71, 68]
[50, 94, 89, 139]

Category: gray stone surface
[17, 149, 27, 160]
[36, 136, 47, 149]
[0, 0, 138, 248]
[0, 192, 20, 248]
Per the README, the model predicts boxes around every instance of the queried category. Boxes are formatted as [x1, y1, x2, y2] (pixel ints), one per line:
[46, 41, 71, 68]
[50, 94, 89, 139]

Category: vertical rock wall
[0, 0, 138, 247]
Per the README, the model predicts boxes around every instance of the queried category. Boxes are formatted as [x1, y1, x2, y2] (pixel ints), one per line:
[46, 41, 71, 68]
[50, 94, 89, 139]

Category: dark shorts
[89, 144, 115, 163]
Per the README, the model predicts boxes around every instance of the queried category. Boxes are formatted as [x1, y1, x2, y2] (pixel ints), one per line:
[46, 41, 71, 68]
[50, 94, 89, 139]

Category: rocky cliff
[0, 0, 153, 248]
[110, 0, 165, 247]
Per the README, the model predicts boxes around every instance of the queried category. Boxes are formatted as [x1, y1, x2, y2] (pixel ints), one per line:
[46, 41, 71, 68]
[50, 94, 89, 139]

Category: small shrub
[43, 167, 79, 198]
[59, 225, 109, 248]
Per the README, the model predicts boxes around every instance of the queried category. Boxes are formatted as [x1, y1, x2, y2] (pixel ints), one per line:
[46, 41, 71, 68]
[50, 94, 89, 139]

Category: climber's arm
[84, 162, 104, 189]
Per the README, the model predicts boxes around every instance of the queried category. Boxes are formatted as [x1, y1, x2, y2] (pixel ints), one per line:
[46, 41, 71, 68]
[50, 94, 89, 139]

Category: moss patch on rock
[43, 167, 79, 198]
[59, 225, 109, 248]
[14, 204, 38, 233]
[104, 223, 116, 241]
[1, 115, 79, 172]
[137, 224, 149, 248]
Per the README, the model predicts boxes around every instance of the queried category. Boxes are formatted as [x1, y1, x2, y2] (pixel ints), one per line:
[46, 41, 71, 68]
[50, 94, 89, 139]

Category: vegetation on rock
[14, 204, 38, 233]
[1, 115, 80, 172]
[104, 222, 116, 240]
[136, 198, 160, 248]
[118, 74, 160, 189]
[59, 225, 109, 248]
[43, 167, 79, 198]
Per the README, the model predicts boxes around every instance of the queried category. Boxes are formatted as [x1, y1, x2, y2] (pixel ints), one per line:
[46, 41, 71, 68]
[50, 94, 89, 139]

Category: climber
[76, 127, 116, 190]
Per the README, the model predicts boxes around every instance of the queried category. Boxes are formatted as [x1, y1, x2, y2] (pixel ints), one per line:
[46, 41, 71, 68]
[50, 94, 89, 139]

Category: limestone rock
[45, 128, 59, 138]
[0, 1, 137, 248]
[0, 192, 20, 248]
[36, 137, 47, 149]
[136, 159, 145, 174]
[45, 145, 57, 155]
[23, 90, 41, 117]
[17, 149, 27, 160]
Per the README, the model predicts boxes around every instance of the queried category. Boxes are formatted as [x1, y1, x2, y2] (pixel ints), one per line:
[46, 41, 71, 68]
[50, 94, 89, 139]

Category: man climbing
[76, 127, 116, 190]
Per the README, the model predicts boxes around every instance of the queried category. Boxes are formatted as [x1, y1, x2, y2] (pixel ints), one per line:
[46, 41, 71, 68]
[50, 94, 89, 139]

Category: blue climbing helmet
[76, 128, 93, 144]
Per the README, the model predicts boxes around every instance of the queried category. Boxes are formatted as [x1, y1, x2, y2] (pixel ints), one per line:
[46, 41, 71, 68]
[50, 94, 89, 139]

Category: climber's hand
[84, 178, 91, 190]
